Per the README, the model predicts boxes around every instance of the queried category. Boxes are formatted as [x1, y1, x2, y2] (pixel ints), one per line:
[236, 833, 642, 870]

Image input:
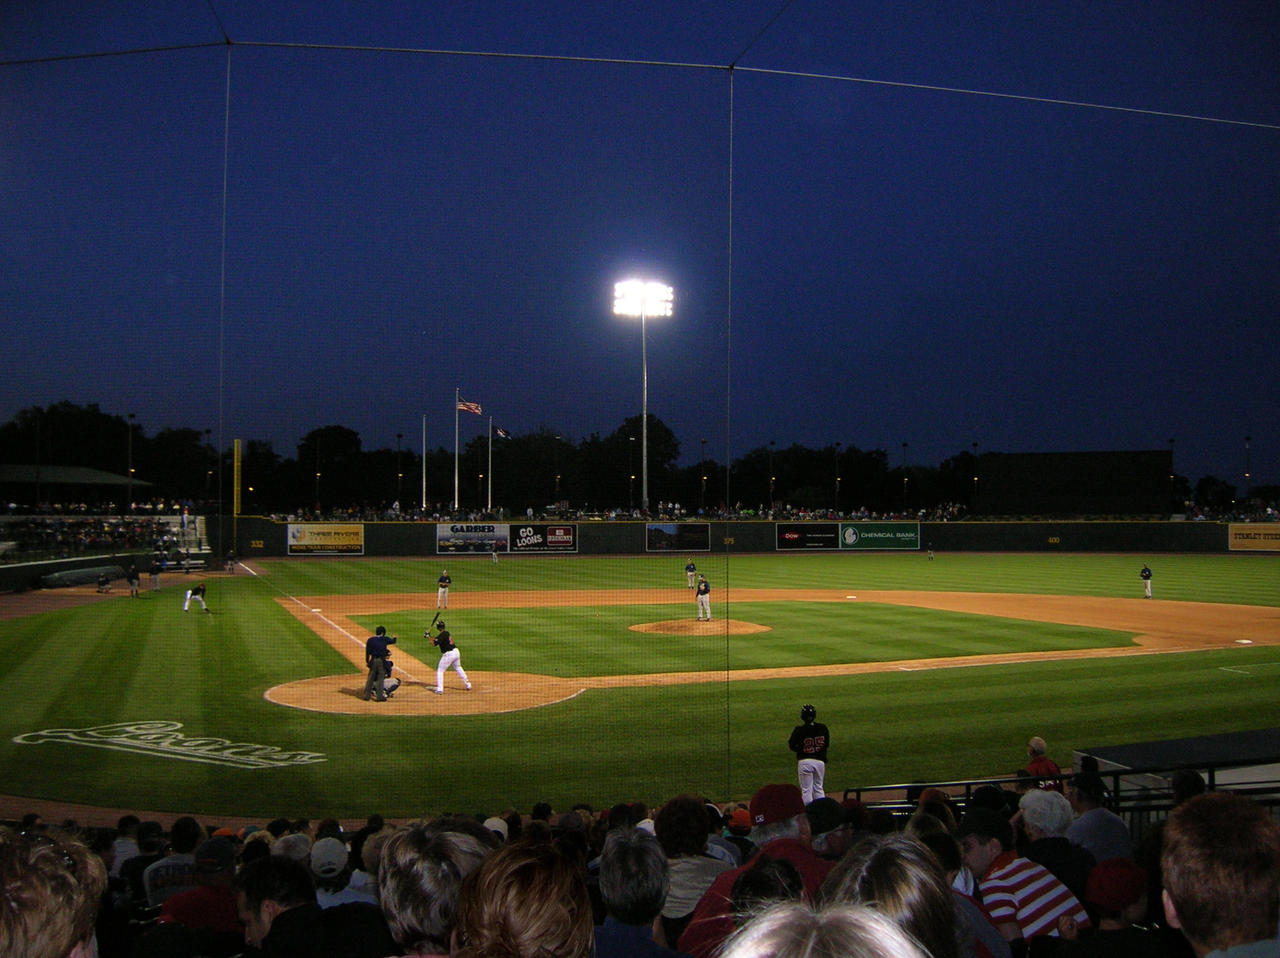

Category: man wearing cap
[1026, 736, 1064, 791]
[677, 783, 833, 958]
[144, 816, 205, 906]
[1066, 772, 1134, 864]
[1056, 857, 1164, 957]
[156, 836, 244, 938]
[957, 806, 1089, 949]
[312, 836, 374, 908]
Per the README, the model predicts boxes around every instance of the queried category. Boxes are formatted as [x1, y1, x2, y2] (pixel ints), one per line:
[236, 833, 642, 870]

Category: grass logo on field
[13, 721, 326, 769]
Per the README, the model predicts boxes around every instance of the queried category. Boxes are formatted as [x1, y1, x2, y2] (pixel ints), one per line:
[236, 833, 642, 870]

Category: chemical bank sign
[840, 522, 920, 550]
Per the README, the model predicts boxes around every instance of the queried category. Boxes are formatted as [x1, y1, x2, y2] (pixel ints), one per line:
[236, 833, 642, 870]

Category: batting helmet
[801, 705, 816, 723]
[436, 620, 445, 631]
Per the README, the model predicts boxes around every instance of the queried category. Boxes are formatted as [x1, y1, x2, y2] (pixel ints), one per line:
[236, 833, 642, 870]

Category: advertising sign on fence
[509, 524, 578, 553]
[776, 523, 839, 550]
[1228, 523, 1280, 552]
[436, 523, 508, 554]
[287, 523, 365, 555]
[646, 523, 711, 552]
[840, 522, 921, 550]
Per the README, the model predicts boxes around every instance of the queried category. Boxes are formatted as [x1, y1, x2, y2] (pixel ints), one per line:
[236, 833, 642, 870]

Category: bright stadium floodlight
[613, 279, 673, 513]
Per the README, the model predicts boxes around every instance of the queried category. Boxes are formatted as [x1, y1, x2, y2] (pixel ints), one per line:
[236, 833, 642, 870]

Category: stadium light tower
[613, 279, 673, 512]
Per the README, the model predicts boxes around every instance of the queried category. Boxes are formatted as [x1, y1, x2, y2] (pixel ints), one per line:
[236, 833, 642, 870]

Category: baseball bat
[430, 610, 440, 628]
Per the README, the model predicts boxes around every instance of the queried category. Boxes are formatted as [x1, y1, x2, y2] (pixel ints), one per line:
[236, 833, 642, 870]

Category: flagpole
[421, 414, 427, 515]
[453, 387, 460, 511]
[487, 417, 493, 513]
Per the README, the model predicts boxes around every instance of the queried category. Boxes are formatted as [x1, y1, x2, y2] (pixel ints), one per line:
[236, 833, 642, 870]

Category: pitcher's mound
[630, 619, 771, 635]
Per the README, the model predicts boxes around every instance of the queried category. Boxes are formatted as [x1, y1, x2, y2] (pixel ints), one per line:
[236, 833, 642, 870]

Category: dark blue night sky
[3, 2, 1277, 492]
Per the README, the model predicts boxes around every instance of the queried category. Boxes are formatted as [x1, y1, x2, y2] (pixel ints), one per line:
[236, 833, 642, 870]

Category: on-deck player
[429, 620, 471, 694]
[789, 704, 830, 805]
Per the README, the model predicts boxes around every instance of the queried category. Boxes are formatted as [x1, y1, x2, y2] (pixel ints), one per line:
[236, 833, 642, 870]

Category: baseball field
[1, 550, 1278, 825]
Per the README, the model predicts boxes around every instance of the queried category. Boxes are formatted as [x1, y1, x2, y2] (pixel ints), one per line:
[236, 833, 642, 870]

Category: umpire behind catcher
[363, 626, 397, 702]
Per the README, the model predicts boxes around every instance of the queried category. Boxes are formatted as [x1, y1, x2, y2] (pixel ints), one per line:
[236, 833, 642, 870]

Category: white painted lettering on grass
[13, 721, 326, 768]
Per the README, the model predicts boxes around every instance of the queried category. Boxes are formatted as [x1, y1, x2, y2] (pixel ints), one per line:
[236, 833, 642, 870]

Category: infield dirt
[267, 588, 1280, 716]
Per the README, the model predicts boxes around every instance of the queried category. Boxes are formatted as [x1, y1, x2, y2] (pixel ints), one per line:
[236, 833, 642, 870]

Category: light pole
[833, 442, 841, 511]
[768, 440, 776, 513]
[627, 435, 635, 511]
[126, 413, 136, 513]
[1245, 435, 1252, 499]
[901, 441, 909, 514]
[700, 437, 707, 513]
[613, 279, 673, 513]
[396, 432, 404, 510]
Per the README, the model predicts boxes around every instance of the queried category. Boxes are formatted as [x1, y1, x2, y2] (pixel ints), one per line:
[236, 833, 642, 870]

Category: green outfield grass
[0, 551, 1278, 821]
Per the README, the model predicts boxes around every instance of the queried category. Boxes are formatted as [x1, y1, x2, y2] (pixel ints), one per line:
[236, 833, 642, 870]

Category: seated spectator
[1136, 769, 1205, 931]
[121, 820, 167, 904]
[111, 814, 141, 877]
[916, 830, 1012, 958]
[655, 794, 735, 946]
[156, 836, 243, 935]
[806, 797, 854, 861]
[1161, 791, 1280, 958]
[1017, 788, 1096, 905]
[233, 854, 396, 958]
[378, 824, 492, 958]
[820, 833, 960, 958]
[729, 853, 804, 925]
[311, 836, 374, 908]
[595, 827, 687, 958]
[1056, 857, 1166, 958]
[0, 827, 107, 958]
[717, 900, 929, 958]
[143, 816, 204, 905]
[958, 807, 1089, 950]
[677, 784, 834, 958]
[1026, 737, 1065, 792]
[1066, 773, 1133, 863]
[270, 832, 312, 865]
[453, 841, 594, 958]
[704, 803, 742, 866]
[347, 825, 394, 903]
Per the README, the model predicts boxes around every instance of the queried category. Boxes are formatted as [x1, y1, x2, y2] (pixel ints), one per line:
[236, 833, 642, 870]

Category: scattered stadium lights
[613, 279, 674, 512]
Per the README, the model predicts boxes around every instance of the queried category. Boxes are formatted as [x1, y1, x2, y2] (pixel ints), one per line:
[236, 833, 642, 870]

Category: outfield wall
[227, 517, 1249, 559]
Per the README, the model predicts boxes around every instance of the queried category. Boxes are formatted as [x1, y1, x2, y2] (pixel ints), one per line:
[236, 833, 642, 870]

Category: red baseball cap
[749, 784, 805, 827]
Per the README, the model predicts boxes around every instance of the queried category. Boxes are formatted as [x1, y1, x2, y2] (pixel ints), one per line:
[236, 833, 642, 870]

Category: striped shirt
[979, 851, 1089, 940]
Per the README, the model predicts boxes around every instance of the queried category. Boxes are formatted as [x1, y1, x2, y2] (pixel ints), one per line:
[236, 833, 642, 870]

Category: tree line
[0, 401, 1266, 517]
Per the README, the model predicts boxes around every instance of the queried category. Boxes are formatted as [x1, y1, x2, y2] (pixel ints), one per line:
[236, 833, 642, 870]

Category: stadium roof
[0, 465, 153, 488]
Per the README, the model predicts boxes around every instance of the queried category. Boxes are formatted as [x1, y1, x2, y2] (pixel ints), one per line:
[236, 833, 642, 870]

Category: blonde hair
[0, 828, 108, 958]
[453, 841, 592, 958]
[719, 900, 928, 958]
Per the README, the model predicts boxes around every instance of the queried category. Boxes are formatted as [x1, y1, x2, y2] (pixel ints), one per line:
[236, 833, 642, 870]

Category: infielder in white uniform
[695, 574, 711, 621]
[430, 620, 471, 694]
[436, 569, 451, 609]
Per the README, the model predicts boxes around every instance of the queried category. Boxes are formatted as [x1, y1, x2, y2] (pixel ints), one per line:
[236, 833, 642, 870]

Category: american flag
[495, 426, 511, 439]
[457, 399, 482, 415]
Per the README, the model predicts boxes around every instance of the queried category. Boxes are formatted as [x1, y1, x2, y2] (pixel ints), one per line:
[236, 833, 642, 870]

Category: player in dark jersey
[789, 704, 830, 805]
[430, 620, 471, 694]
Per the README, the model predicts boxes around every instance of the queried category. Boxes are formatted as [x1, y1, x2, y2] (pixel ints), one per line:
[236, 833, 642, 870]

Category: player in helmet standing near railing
[789, 704, 830, 805]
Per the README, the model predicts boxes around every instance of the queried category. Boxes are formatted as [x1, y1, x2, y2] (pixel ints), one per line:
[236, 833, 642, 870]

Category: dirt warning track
[266, 589, 1280, 716]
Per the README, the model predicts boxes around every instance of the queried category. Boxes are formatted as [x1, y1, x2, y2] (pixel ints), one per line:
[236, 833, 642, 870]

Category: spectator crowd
[3, 748, 1277, 958]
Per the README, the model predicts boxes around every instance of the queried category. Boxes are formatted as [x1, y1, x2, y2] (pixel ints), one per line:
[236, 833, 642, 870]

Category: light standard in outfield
[613, 279, 673, 513]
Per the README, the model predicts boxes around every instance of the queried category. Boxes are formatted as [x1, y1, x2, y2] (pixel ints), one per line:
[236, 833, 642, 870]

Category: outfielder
[789, 704, 830, 805]
[685, 558, 697, 589]
[436, 569, 451, 609]
[695, 574, 711, 621]
[429, 620, 471, 694]
[182, 582, 211, 613]
[1140, 563, 1153, 598]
